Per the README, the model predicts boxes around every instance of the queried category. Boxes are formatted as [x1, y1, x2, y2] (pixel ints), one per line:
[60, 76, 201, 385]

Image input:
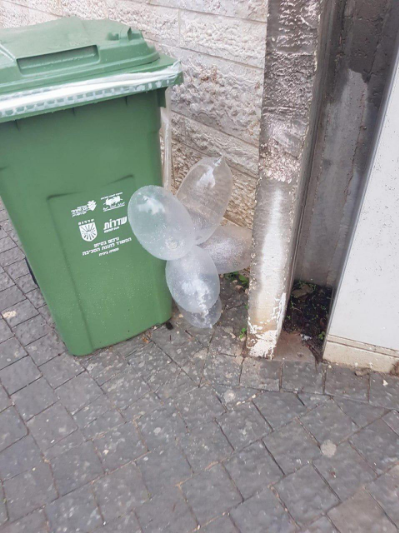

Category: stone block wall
[0, 0, 267, 228]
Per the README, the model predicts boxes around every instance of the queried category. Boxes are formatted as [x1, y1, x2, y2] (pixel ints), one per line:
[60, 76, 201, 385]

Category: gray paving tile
[84, 348, 128, 386]
[282, 362, 325, 394]
[94, 422, 146, 471]
[51, 441, 103, 496]
[137, 405, 187, 450]
[199, 514, 238, 533]
[0, 485, 6, 526]
[46, 487, 102, 533]
[102, 368, 151, 410]
[328, 490, 396, 532]
[301, 400, 358, 445]
[14, 315, 50, 346]
[55, 372, 103, 415]
[0, 434, 42, 481]
[325, 365, 369, 401]
[15, 273, 37, 294]
[182, 464, 241, 525]
[240, 357, 281, 391]
[0, 509, 48, 533]
[0, 271, 15, 292]
[0, 406, 27, 452]
[253, 391, 306, 429]
[370, 373, 399, 410]
[314, 442, 376, 500]
[150, 325, 203, 366]
[26, 288, 46, 308]
[4, 462, 57, 521]
[209, 326, 245, 358]
[0, 383, 10, 412]
[230, 487, 296, 532]
[383, 410, 399, 434]
[298, 393, 331, 409]
[0, 355, 41, 395]
[336, 397, 387, 428]
[0, 286, 24, 311]
[147, 362, 196, 400]
[225, 440, 283, 498]
[304, 516, 338, 533]
[93, 463, 149, 523]
[81, 409, 125, 441]
[217, 402, 271, 450]
[28, 402, 77, 451]
[2, 299, 38, 328]
[0, 337, 26, 370]
[181, 348, 208, 384]
[137, 444, 192, 495]
[12, 377, 57, 421]
[203, 352, 242, 386]
[350, 418, 399, 474]
[44, 430, 85, 461]
[172, 386, 225, 429]
[5, 259, 29, 281]
[122, 392, 162, 422]
[368, 465, 399, 526]
[0, 318, 12, 344]
[179, 421, 233, 471]
[264, 420, 320, 474]
[0, 247, 25, 268]
[26, 332, 66, 366]
[40, 353, 84, 388]
[275, 465, 338, 527]
[212, 383, 259, 409]
[97, 512, 140, 533]
[136, 486, 197, 532]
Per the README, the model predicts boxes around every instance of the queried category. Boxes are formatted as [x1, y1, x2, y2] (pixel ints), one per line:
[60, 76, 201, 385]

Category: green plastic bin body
[0, 18, 181, 355]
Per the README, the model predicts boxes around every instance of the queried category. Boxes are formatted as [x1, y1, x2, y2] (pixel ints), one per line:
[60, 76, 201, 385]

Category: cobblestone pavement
[0, 209, 398, 532]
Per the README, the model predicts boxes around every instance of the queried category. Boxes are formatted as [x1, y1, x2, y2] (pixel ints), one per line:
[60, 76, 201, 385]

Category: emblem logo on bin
[102, 192, 125, 212]
[79, 221, 98, 242]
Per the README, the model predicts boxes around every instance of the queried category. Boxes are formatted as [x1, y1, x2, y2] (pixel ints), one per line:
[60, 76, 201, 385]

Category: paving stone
[230, 487, 295, 532]
[4, 462, 57, 521]
[282, 362, 325, 394]
[127, 341, 172, 378]
[199, 514, 238, 533]
[172, 386, 225, 429]
[298, 393, 331, 409]
[301, 400, 357, 445]
[0, 485, 6, 526]
[0, 337, 26, 370]
[138, 405, 187, 450]
[240, 357, 281, 391]
[40, 353, 84, 388]
[14, 315, 50, 346]
[0, 355, 41, 395]
[179, 421, 233, 471]
[150, 325, 203, 366]
[264, 420, 320, 474]
[122, 391, 162, 421]
[0, 406, 27, 451]
[368, 465, 399, 526]
[253, 391, 306, 430]
[370, 373, 399, 410]
[225, 439, 282, 498]
[97, 512, 141, 532]
[46, 487, 102, 532]
[0, 286, 24, 311]
[0, 434, 42, 481]
[136, 486, 197, 532]
[0, 247, 25, 267]
[55, 372, 103, 415]
[275, 465, 338, 527]
[28, 402, 77, 451]
[71, 395, 113, 429]
[1, 509, 48, 532]
[219, 304, 248, 339]
[26, 332, 66, 366]
[0, 271, 14, 292]
[383, 410, 399, 434]
[81, 409, 125, 441]
[209, 326, 244, 357]
[15, 273, 37, 293]
[5, 259, 29, 281]
[0, 383, 10, 412]
[147, 362, 195, 400]
[44, 429, 85, 461]
[38, 304, 55, 327]
[213, 383, 259, 409]
[112, 334, 149, 358]
[11, 377, 57, 421]
[102, 368, 151, 410]
[51, 441, 103, 496]
[304, 516, 338, 532]
[203, 352, 242, 387]
[2, 300, 37, 328]
[94, 422, 146, 471]
[93, 463, 149, 522]
[182, 464, 241, 525]
[325, 365, 369, 401]
[328, 490, 396, 533]
[217, 402, 270, 450]
[181, 348, 208, 383]
[137, 444, 192, 495]
[26, 288, 46, 308]
[84, 348, 128, 386]
[336, 397, 387, 428]
[314, 442, 376, 501]
[350, 418, 399, 474]
[172, 311, 214, 347]
[0, 236, 15, 254]
[0, 319, 12, 344]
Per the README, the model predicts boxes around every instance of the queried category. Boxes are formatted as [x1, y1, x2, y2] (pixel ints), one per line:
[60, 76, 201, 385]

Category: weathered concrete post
[247, 0, 334, 357]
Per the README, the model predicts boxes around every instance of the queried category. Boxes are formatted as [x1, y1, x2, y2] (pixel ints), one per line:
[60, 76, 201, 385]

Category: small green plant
[239, 327, 247, 340]
[318, 331, 326, 341]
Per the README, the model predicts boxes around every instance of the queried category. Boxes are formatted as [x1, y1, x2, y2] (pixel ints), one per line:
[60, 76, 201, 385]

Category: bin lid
[0, 17, 182, 122]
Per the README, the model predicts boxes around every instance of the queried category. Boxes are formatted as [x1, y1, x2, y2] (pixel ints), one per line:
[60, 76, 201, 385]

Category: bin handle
[17, 45, 99, 75]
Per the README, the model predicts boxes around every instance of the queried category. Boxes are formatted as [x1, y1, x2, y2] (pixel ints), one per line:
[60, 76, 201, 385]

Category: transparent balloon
[178, 297, 222, 329]
[128, 186, 195, 260]
[176, 156, 233, 245]
[166, 246, 220, 314]
[201, 223, 252, 274]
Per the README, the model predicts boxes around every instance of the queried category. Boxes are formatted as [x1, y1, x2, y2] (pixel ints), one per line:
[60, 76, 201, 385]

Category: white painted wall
[0, 0, 267, 228]
[325, 45, 399, 372]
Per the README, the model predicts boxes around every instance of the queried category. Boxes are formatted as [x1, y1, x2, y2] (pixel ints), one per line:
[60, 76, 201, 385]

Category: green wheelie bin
[0, 17, 182, 355]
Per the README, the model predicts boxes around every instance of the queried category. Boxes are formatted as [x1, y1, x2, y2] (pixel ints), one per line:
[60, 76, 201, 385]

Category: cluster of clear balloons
[128, 157, 252, 329]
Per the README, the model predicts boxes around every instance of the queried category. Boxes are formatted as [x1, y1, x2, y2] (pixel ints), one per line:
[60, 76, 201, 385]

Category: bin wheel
[26, 260, 38, 287]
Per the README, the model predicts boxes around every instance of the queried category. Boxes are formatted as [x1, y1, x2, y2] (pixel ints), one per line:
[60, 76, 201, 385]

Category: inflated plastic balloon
[178, 297, 222, 329]
[176, 157, 233, 245]
[166, 246, 220, 314]
[201, 223, 252, 274]
[128, 186, 195, 260]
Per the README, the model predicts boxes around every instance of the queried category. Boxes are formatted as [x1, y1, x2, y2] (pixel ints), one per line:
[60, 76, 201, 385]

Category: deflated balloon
[128, 186, 195, 260]
[201, 223, 252, 274]
[178, 297, 222, 329]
